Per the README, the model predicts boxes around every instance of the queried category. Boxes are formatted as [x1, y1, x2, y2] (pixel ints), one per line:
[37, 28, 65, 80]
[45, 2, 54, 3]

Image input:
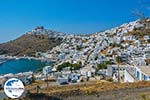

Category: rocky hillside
[0, 27, 63, 56]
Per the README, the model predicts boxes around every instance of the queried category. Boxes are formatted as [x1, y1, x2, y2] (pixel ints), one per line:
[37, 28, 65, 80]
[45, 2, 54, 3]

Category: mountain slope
[0, 33, 62, 56]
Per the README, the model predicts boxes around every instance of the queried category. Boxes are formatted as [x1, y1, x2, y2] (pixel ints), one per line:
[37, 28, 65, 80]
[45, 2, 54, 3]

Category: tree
[57, 62, 81, 71]
[132, 9, 146, 19]
[32, 74, 36, 83]
[132, 0, 150, 19]
[116, 56, 123, 83]
[147, 39, 150, 43]
[116, 56, 123, 64]
[96, 61, 113, 73]
[97, 63, 107, 69]
[72, 63, 81, 70]
[57, 62, 71, 71]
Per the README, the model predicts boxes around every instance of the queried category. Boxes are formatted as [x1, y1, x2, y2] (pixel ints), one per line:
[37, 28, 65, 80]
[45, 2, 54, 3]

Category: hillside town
[0, 19, 150, 88]
[37, 18, 150, 84]
[1, 0, 150, 99]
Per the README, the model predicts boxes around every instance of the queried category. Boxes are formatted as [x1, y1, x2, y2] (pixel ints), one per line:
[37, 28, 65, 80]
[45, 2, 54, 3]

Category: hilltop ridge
[0, 27, 63, 56]
[26, 26, 66, 38]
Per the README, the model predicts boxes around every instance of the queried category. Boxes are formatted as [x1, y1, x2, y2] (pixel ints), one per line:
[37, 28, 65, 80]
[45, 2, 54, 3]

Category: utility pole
[46, 70, 49, 88]
[116, 49, 120, 83]
[117, 60, 120, 83]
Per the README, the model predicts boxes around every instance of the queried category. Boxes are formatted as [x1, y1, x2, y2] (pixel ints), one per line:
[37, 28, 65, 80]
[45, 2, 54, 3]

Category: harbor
[0, 57, 54, 75]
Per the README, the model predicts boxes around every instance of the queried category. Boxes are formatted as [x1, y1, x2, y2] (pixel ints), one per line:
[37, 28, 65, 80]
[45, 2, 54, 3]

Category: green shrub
[147, 39, 150, 43]
[96, 61, 113, 73]
[57, 62, 82, 71]
[116, 56, 124, 63]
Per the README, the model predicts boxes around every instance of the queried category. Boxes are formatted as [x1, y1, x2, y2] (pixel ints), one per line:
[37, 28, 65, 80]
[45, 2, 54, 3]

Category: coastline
[0, 55, 55, 76]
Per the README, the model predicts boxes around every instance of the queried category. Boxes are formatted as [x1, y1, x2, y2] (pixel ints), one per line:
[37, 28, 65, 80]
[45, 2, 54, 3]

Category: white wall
[136, 68, 142, 80]
[124, 70, 135, 82]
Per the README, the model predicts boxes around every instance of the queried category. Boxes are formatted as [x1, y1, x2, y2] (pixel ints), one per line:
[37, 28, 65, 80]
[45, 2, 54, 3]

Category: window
[144, 75, 147, 80]
[137, 71, 140, 79]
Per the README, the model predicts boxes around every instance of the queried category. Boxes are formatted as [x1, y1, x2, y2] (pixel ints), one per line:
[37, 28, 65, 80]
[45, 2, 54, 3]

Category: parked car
[57, 77, 69, 85]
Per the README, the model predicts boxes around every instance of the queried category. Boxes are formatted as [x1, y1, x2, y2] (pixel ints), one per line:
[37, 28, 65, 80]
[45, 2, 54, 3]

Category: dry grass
[5, 81, 150, 100]
[26, 81, 150, 96]
[140, 93, 150, 100]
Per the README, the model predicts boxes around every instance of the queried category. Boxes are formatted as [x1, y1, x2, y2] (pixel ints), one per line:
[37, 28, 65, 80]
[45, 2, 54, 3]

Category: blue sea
[0, 58, 53, 75]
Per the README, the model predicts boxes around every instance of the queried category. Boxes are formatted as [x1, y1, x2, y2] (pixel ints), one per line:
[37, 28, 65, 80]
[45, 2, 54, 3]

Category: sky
[0, 0, 150, 43]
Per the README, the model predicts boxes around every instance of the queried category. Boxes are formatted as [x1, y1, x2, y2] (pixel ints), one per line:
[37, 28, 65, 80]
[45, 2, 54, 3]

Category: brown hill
[0, 34, 62, 56]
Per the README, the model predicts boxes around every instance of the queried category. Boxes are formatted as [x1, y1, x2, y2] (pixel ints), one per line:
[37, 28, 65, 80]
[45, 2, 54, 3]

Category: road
[62, 87, 150, 100]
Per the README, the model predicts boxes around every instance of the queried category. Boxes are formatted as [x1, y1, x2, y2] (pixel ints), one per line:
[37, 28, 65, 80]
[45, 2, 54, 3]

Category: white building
[43, 66, 56, 75]
[107, 65, 127, 82]
[125, 66, 150, 82]
[135, 66, 150, 81]
[124, 67, 137, 82]
[144, 35, 150, 40]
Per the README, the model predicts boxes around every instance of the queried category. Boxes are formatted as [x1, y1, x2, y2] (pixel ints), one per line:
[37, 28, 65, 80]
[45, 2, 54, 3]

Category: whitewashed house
[124, 69, 135, 82]
[107, 65, 127, 82]
[124, 35, 136, 41]
[43, 66, 56, 75]
[124, 67, 137, 82]
[144, 50, 150, 59]
[135, 66, 150, 81]
[144, 35, 150, 40]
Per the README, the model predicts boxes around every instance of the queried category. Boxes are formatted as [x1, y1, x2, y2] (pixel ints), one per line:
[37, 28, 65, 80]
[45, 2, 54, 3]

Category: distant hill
[0, 27, 63, 56]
